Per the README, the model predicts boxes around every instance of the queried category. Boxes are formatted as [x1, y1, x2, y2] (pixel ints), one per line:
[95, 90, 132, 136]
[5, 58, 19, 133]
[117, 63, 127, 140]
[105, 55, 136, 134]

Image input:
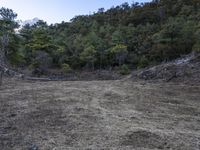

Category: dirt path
[0, 78, 200, 150]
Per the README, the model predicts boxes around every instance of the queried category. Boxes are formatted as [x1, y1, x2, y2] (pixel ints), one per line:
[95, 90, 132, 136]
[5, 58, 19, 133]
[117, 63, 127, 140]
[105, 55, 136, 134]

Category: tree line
[1, 0, 200, 75]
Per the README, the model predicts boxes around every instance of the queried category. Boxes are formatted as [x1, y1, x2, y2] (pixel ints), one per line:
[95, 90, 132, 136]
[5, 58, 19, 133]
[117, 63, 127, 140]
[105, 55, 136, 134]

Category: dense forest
[1, 0, 200, 75]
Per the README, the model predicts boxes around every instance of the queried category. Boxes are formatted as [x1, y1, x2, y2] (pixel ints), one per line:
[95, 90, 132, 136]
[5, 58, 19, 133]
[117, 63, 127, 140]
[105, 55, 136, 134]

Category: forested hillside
[1, 1, 200, 149]
[1, 0, 200, 74]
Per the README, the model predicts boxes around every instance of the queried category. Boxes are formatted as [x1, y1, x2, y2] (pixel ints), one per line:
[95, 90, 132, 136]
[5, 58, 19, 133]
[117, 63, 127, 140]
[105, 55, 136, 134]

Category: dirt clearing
[0, 78, 200, 149]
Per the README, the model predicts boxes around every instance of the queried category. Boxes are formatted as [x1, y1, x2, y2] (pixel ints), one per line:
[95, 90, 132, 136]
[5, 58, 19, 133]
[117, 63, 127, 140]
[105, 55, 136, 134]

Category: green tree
[3, 0, 200, 72]
[111, 30, 124, 45]
[24, 26, 57, 70]
[151, 18, 183, 61]
[193, 26, 200, 53]
[80, 45, 97, 70]
[108, 44, 128, 66]
[0, 7, 19, 66]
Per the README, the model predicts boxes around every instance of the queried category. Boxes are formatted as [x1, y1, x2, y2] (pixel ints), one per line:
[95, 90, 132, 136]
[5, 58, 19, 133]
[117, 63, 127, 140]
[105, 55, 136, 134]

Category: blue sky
[1, 0, 151, 24]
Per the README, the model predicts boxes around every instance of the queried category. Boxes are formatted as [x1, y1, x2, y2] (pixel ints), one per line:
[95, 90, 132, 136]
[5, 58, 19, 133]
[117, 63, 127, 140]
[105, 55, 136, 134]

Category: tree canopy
[1, 0, 200, 72]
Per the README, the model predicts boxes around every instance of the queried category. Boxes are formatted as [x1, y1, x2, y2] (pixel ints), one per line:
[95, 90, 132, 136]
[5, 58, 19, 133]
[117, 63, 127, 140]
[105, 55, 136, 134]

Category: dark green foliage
[62, 63, 72, 73]
[108, 44, 128, 66]
[138, 56, 149, 69]
[80, 45, 97, 70]
[120, 64, 130, 75]
[2, 0, 200, 71]
[0, 7, 21, 66]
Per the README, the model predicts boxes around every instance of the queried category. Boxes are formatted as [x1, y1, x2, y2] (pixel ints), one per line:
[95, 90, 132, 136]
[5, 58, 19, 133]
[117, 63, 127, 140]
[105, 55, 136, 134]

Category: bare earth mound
[132, 53, 200, 85]
[0, 78, 200, 149]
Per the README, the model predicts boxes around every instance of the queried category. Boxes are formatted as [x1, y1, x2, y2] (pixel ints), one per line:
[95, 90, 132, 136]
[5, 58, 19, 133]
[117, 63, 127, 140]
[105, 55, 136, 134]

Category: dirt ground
[0, 78, 200, 150]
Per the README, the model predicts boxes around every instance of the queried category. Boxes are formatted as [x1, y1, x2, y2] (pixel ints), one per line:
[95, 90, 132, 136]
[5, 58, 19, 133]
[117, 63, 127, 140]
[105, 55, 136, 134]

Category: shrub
[137, 56, 149, 69]
[193, 43, 200, 53]
[120, 64, 130, 75]
[62, 63, 72, 73]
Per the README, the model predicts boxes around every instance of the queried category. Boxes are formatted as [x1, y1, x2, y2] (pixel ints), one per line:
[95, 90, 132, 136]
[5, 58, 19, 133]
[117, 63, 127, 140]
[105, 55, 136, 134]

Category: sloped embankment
[132, 53, 200, 84]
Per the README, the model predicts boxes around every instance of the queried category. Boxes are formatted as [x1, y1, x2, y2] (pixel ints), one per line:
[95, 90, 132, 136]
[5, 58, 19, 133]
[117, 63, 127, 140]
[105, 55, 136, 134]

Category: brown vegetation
[0, 78, 200, 149]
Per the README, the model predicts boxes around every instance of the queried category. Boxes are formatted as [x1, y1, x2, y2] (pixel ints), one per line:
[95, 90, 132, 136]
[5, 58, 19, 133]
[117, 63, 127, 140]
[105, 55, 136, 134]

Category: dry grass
[0, 78, 200, 149]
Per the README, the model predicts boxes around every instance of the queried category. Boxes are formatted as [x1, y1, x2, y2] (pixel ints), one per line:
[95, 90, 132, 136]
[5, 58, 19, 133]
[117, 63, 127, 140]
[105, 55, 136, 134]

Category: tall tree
[0, 7, 18, 66]
[80, 45, 97, 70]
[108, 44, 128, 66]
[0, 7, 18, 85]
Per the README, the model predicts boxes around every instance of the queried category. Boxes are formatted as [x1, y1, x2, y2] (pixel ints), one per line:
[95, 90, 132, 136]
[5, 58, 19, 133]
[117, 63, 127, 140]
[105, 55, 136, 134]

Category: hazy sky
[1, 0, 151, 24]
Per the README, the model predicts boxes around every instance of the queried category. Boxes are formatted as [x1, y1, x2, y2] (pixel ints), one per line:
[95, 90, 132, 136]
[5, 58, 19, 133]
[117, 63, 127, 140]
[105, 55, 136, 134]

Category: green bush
[29, 61, 40, 69]
[120, 64, 130, 75]
[62, 63, 72, 73]
[193, 43, 200, 53]
[137, 56, 149, 69]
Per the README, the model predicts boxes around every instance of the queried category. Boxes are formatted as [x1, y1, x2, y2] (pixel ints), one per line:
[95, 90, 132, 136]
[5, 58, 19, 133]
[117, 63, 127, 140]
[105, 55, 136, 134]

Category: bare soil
[133, 53, 200, 85]
[0, 78, 200, 150]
